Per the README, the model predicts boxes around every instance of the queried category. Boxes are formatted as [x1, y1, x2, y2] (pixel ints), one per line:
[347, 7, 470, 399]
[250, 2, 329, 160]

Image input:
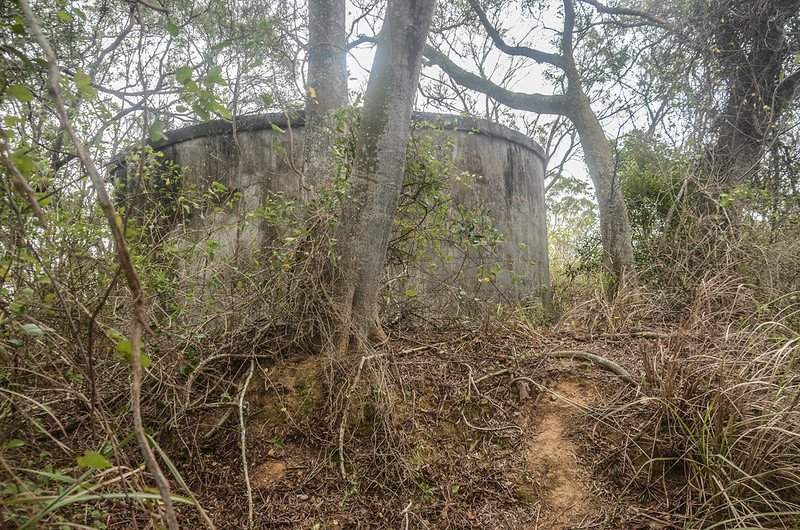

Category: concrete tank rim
[112, 111, 546, 165]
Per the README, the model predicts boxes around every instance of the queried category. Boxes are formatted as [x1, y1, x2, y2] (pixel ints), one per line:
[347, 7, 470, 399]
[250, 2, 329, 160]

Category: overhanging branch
[466, 0, 565, 69]
[578, 0, 672, 30]
[424, 45, 569, 115]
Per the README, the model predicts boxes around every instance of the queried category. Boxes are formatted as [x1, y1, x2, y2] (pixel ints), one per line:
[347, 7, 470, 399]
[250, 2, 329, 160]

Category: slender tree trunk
[568, 93, 636, 281]
[421, 0, 639, 286]
[331, 0, 437, 351]
[303, 0, 348, 196]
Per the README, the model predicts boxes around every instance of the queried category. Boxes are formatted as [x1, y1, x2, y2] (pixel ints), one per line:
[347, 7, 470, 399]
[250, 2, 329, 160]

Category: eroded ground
[176, 325, 670, 529]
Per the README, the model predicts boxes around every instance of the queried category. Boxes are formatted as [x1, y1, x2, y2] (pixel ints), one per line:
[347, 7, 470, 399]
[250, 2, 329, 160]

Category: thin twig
[473, 367, 515, 385]
[401, 501, 412, 530]
[201, 368, 255, 441]
[238, 360, 256, 529]
[18, 2, 177, 527]
[338, 353, 382, 478]
[184, 352, 275, 407]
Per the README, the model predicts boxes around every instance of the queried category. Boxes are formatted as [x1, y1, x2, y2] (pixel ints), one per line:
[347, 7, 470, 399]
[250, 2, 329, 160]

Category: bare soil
[524, 378, 602, 528]
[170, 325, 677, 529]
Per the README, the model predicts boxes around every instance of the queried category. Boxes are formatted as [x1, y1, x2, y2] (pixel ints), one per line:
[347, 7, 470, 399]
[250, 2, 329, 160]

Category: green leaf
[36, 193, 51, 207]
[57, 11, 71, 22]
[76, 451, 111, 469]
[191, 103, 210, 121]
[8, 301, 23, 314]
[7, 84, 34, 103]
[175, 105, 188, 113]
[166, 21, 179, 37]
[9, 22, 27, 35]
[74, 70, 96, 100]
[213, 102, 232, 119]
[116, 339, 132, 356]
[175, 66, 193, 85]
[11, 151, 35, 177]
[117, 340, 152, 368]
[202, 66, 226, 86]
[148, 121, 168, 142]
[5, 439, 25, 449]
[4, 116, 23, 127]
[19, 323, 45, 337]
[405, 289, 417, 297]
[270, 124, 285, 134]
[259, 92, 274, 108]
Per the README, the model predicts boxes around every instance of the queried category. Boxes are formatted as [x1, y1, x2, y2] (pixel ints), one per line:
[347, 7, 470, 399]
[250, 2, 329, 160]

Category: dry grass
[580, 279, 800, 529]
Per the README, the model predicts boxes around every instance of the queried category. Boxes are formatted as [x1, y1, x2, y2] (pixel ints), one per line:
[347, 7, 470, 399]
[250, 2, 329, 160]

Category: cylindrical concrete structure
[115, 112, 549, 306]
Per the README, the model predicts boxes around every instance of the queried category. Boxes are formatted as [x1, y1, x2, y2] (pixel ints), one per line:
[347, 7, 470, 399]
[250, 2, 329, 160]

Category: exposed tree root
[337, 352, 383, 478]
[460, 410, 523, 434]
[548, 350, 637, 385]
[510, 377, 591, 412]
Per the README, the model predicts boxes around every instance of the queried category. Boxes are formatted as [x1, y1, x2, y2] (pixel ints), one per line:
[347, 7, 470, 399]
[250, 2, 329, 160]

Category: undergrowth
[570, 276, 800, 529]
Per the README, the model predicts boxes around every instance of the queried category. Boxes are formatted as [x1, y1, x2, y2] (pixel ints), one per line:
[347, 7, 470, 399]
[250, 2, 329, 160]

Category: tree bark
[303, 0, 348, 197]
[567, 93, 636, 280]
[331, 0, 437, 351]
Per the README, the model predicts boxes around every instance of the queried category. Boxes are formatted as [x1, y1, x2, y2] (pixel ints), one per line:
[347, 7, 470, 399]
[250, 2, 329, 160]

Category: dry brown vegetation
[3, 251, 799, 529]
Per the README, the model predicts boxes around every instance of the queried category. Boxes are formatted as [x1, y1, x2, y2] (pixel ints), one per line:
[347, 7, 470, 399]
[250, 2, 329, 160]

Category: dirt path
[525, 378, 601, 529]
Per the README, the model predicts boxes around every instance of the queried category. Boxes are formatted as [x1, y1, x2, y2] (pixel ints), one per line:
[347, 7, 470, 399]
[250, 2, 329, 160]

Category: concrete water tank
[115, 112, 549, 307]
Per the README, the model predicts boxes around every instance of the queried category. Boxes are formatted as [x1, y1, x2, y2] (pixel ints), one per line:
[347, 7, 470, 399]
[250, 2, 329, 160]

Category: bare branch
[123, 0, 168, 13]
[346, 34, 376, 50]
[424, 45, 569, 115]
[578, 0, 673, 30]
[466, 0, 565, 69]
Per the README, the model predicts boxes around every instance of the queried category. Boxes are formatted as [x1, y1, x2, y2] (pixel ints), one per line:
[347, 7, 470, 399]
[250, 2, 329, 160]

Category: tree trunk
[331, 0, 437, 352]
[303, 0, 348, 196]
[568, 93, 637, 281]
[421, 0, 639, 286]
[700, 0, 800, 192]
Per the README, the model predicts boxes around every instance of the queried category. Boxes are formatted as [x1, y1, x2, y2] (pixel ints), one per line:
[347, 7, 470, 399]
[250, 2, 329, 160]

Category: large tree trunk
[700, 0, 800, 191]
[568, 93, 637, 281]
[331, 0, 437, 352]
[303, 0, 348, 196]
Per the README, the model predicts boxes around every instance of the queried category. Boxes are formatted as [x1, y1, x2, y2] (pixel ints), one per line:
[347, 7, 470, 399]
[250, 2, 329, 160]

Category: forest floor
[173, 323, 681, 529]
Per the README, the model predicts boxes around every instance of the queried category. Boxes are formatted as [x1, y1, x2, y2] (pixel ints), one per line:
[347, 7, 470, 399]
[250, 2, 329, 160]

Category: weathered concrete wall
[118, 112, 549, 303]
